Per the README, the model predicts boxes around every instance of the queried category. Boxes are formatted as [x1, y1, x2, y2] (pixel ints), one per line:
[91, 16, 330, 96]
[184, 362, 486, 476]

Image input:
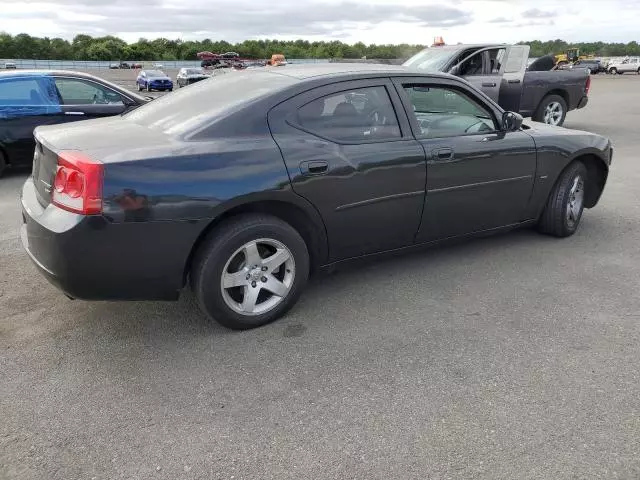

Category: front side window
[458, 52, 485, 76]
[296, 86, 401, 143]
[403, 85, 496, 138]
[54, 78, 124, 105]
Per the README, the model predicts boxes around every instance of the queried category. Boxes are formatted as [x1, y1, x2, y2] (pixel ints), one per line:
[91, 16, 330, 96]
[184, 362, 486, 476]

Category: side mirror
[449, 64, 461, 76]
[502, 111, 523, 132]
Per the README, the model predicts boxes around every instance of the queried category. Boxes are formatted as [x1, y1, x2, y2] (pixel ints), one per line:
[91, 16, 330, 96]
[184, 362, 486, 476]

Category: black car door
[0, 75, 63, 168]
[52, 76, 129, 120]
[268, 78, 427, 261]
[392, 77, 537, 242]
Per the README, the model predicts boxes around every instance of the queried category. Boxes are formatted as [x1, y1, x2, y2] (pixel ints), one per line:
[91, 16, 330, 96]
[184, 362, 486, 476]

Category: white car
[607, 57, 640, 74]
[3, 61, 16, 69]
[153, 63, 164, 69]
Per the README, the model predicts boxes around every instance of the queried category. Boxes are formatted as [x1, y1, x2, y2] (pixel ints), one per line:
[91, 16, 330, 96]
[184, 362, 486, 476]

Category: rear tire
[190, 214, 310, 330]
[537, 161, 588, 238]
[533, 94, 567, 126]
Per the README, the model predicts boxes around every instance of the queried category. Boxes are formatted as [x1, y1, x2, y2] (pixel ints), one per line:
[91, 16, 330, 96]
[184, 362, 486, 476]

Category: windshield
[146, 70, 164, 77]
[403, 48, 458, 72]
[124, 71, 296, 136]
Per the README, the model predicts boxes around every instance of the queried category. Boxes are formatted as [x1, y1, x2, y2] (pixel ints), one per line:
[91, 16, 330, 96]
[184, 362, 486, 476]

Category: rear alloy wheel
[533, 94, 567, 126]
[191, 214, 309, 330]
[537, 161, 588, 237]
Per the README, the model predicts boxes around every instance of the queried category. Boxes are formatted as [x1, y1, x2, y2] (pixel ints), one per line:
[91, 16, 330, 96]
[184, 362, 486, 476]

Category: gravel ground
[1, 74, 640, 480]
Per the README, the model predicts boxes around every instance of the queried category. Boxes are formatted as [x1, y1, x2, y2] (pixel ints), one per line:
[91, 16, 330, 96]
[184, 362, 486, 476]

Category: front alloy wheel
[538, 161, 588, 237]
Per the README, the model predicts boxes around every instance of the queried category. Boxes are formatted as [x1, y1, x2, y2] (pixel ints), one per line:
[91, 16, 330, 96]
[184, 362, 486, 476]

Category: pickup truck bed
[404, 44, 590, 126]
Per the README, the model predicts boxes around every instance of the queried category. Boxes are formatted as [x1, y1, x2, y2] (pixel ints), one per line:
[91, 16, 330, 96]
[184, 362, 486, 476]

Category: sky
[3, 0, 640, 44]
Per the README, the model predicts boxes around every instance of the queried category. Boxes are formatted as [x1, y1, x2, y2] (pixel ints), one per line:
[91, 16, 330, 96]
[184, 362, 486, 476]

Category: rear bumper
[20, 177, 200, 301]
[576, 95, 589, 110]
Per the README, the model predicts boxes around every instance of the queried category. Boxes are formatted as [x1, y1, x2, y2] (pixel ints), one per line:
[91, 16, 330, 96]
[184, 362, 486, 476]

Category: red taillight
[52, 151, 103, 215]
[585, 75, 591, 94]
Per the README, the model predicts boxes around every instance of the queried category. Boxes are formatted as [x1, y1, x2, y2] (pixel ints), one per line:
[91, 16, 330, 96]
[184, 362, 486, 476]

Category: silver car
[607, 57, 640, 74]
[176, 67, 210, 88]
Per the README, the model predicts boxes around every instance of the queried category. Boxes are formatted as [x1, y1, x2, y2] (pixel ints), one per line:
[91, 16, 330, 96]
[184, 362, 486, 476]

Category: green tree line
[0, 33, 424, 60]
[1, 33, 639, 61]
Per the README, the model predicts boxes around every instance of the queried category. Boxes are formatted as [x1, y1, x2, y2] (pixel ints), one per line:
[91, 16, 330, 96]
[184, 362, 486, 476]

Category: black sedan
[0, 70, 149, 175]
[21, 64, 612, 330]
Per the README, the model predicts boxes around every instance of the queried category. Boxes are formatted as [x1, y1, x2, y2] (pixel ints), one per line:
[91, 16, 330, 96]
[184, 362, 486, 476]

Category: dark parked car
[21, 65, 612, 330]
[404, 44, 591, 126]
[570, 59, 606, 74]
[0, 70, 149, 175]
[136, 70, 173, 92]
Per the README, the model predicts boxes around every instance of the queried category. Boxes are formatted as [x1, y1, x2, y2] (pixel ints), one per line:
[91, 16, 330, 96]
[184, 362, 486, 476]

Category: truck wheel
[190, 214, 310, 330]
[537, 161, 588, 238]
[533, 94, 567, 127]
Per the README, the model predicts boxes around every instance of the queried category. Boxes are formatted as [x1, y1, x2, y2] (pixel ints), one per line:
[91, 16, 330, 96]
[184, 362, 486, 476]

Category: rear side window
[54, 78, 124, 105]
[0, 76, 60, 119]
[296, 86, 401, 143]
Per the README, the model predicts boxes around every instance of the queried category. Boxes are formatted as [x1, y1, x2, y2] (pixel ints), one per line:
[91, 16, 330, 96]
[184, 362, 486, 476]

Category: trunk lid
[32, 116, 172, 208]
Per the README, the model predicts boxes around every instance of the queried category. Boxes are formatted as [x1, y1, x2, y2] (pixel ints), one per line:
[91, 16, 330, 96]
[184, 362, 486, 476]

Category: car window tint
[54, 78, 124, 105]
[296, 86, 401, 143]
[459, 52, 485, 76]
[403, 85, 496, 138]
[0, 76, 60, 118]
[0, 77, 58, 105]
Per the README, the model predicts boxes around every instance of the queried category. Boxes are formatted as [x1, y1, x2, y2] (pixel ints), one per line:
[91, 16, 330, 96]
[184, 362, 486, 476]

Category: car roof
[262, 62, 453, 80]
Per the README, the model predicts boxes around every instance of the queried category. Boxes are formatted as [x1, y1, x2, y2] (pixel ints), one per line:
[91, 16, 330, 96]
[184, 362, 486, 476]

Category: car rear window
[124, 71, 297, 136]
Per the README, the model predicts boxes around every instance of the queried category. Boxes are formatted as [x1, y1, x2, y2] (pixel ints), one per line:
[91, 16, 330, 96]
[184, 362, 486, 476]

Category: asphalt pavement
[1, 74, 640, 480]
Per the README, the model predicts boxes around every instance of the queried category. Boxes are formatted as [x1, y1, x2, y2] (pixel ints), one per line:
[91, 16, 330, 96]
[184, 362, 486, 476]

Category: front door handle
[64, 111, 85, 116]
[508, 79, 521, 84]
[299, 160, 328, 176]
[481, 82, 497, 87]
[432, 148, 454, 161]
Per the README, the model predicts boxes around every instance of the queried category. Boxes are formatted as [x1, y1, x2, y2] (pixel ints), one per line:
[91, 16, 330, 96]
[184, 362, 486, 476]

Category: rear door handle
[508, 79, 521, 84]
[299, 160, 328, 176]
[481, 82, 497, 87]
[432, 148, 454, 161]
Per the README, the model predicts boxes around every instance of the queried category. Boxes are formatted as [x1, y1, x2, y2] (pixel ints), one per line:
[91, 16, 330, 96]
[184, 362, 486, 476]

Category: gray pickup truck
[404, 44, 590, 126]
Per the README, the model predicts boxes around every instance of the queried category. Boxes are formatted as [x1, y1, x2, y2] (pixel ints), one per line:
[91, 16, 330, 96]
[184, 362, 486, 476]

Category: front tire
[533, 94, 567, 126]
[609, 67, 617, 74]
[190, 214, 310, 330]
[537, 161, 588, 237]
